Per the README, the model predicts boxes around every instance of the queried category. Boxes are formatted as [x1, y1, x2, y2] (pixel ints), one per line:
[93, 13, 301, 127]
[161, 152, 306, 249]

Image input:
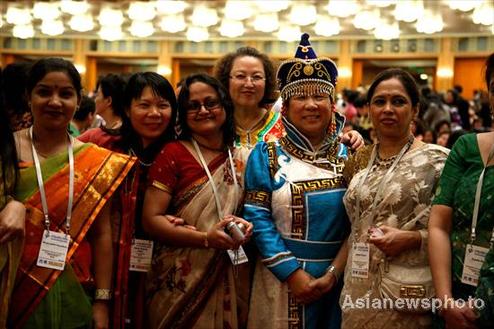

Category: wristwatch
[326, 264, 340, 282]
[94, 288, 112, 301]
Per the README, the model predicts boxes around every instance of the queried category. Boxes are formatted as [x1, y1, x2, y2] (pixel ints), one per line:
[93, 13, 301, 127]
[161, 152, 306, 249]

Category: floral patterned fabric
[340, 143, 449, 329]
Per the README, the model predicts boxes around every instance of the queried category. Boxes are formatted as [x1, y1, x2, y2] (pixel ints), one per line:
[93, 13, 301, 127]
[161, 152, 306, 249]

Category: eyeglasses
[229, 73, 266, 84]
[186, 99, 221, 113]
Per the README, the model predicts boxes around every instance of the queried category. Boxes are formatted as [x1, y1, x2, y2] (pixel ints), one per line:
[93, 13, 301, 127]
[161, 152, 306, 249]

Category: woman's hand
[165, 214, 197, 231]
[225, 215, 253, 244]
[368, 225, 421, 257]
[206, 218, 236, 250]
[286, 269, 322, 304]
[92, 301, 109, 329]
[0, 199, 26, 244]
[308, 271, 337, 295]
[340, 130, 364, 150]
[441, 302, 478, 329]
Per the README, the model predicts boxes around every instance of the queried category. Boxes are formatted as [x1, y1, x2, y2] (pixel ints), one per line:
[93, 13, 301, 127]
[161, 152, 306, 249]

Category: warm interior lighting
[186, 26, 209, 42]
[437, 68, 454, 78]
[13, 24, 34, 39]
[156, 0, 187, 15]
[338, 67, 352, 78]
[128, 2, 156, 21]
[6, 7, 32, 25]
[41, 20, 65, 36]
[353, 10, 379, 31]
[314, 16, 340, 37]
[224, 1, 253, 20]
[33, 2, 61, 20]
[254, 0, 289, 12]
[159, 15, 186, 33]
[277, 25, 301, 42]
[129, 21, 155, 38]
[190, 6, 218, 27]
[75, 64, 87, 74]
[289, 4, 317, 26]
[98, 8, 124, 27]
[99, 26, 123, 41]
[374, 21, 400, 40]
[158, 65, 172, 76]
[219, 19, 245, 38]
[61, 0, 89, 15]
[69, 14, 94, 32]
[253, 13, 279, 33]
[416, 10, 444, 34]
[327, 0, 359, 18]
[394, 0, 424, 23]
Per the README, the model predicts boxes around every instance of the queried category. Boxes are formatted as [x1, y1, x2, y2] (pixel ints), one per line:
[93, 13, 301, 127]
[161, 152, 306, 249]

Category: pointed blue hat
[277, 33, 338, 101]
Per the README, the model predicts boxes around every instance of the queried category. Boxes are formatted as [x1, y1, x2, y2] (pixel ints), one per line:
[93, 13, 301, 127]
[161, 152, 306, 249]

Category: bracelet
[203, 231, 209, 248]
[94, 288, 112, 301]
[326, 264, 340, 282]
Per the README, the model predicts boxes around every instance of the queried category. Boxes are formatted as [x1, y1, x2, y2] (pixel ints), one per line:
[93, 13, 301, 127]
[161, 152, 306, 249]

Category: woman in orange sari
[9, 58, 134, 329]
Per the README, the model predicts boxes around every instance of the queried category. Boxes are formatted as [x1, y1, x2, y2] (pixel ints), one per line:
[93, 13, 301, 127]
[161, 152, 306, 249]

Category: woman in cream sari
[143, 73, 253, 329]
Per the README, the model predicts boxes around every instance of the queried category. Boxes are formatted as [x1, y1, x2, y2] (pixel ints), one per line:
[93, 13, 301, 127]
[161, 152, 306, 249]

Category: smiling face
[128, 86, 172, 148]
[369, 78, 417, 141]
[283, 93, 333, 145]
[29, 71, 80, 131]
[229, 56, 266, 110]
[186, 81, 226, 140]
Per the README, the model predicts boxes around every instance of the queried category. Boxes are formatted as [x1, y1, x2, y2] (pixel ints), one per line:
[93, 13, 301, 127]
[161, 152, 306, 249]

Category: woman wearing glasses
[142, 73, 253, 329]
[214, 47, 283, 151]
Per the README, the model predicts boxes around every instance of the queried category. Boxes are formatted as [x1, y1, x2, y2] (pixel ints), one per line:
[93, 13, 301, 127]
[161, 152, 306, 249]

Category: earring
[328, 112, 337, 136]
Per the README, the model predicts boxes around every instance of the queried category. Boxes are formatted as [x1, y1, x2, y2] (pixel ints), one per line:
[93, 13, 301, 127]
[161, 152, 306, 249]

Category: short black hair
[73, 95, 95, 121]
[117, 72, 177, 162]
[214, 46, 277, 106]
[177, 73, 235, 147]
[27, 57, 82, 100]
[96, 73, 126, 118]
[366, 68, 419, 108]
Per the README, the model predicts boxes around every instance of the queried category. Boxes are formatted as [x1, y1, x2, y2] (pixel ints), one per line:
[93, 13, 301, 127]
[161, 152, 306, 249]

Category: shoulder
[420, 143, 450, 159]
[155, 141, 185, 158]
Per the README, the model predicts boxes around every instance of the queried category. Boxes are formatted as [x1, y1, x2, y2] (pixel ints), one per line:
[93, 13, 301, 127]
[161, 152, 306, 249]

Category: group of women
[0, 34, 493, 329]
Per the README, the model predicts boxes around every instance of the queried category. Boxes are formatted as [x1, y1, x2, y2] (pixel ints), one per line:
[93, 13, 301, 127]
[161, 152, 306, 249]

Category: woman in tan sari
[142, 73, 253, 329]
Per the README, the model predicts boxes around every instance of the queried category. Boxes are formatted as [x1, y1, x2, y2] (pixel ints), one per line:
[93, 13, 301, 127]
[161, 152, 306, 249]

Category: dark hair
[0, 68, 18, 198]
[26, 57, 82, 100]
[96, 73, 126, 118]
[447, 129, 467, 149]
[366, 68, 420, 108]
[1, 62, 31, 116]
[177, 73, 235, 147]
[116, 72, 177, 163]
[213, 46, 276, 106]
[484, 52, 494, 89]
[73, 95, 95, 121]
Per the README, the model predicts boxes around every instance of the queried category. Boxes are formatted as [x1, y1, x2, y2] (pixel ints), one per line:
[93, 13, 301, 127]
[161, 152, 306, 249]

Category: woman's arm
[87, 200, 113, 329]
[0, 199, 26, 244]
[142, 186, 236, 250]
[429, 204, 477, 329]
[368, 225, 421, 257]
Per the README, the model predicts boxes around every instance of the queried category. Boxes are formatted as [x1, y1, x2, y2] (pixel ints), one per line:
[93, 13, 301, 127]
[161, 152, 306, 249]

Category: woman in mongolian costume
[9, 58, 135, 328]
[79, 72, 178, 328]
[142, 73, 253, 329]
[243, 33, 351, 329]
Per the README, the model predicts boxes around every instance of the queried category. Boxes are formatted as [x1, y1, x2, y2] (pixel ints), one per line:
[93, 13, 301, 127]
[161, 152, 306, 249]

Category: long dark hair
[116, 72, 177, 163]
[96, 73, 126, 118]
[177, 73, 235, 147]
[0, 69, 18, 200]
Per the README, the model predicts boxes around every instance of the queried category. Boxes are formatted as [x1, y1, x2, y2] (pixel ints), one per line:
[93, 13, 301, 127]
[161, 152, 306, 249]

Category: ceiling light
[130, 21, 155, 37]
[13, 24, 35, 39]
[289, 4, 317, 26]
[366, 0, 396, 7]
[277, 25, 301, 42]
[437, 68, 453, 78]
[472, 2, 494, 26]
[416, 10, 444, 34]
[224, 1, 253, 20]
[99, 8, 124, 27]
[353, 10, 379, 30]
[41, 20, 65, 36]
[159, 15, 186, 33]
[219, 19, 245, 38]
[158, 65, 172, 76]
[156, 0, 187, 14]
[99, 26, 123, 41]
[394, 0, 424, 23]
[186, 26, 209, 42]
[447, 0, 481, 12]
[6, 7, 32, 25]
[33, 2, 61, 20]
[254, 0, 290, 12]
[420, 73, 428, 80]
[314, 16, 340, 36]
[69, 14, 94, 32]
[190, 6, 218, 27]
[374, 21, 400, 40]
[327, 0, 359, 18]
[128, 2, 156, 21]
[61, 1, 89, 15]
[253, 13, 279, 32]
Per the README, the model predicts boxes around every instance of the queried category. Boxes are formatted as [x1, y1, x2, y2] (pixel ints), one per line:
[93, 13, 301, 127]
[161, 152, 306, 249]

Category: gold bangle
[203, 231, 209, 248]
[94, 288, 112, 301]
